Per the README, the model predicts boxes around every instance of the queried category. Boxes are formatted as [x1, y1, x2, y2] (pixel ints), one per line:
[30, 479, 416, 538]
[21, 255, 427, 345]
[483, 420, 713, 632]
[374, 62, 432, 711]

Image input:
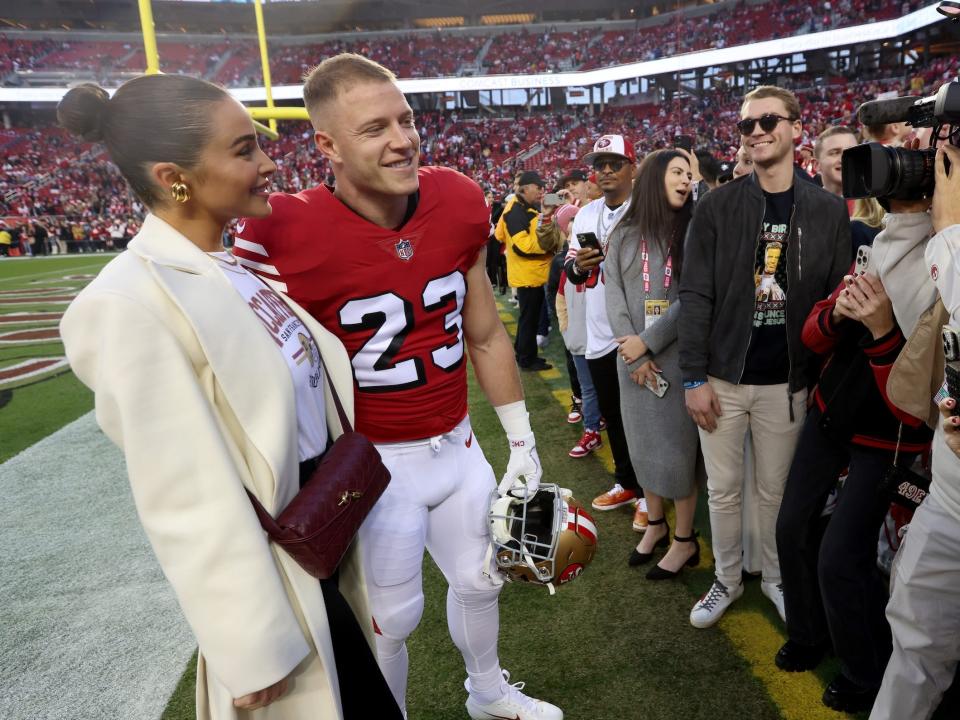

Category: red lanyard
[641, 239, 672, 296]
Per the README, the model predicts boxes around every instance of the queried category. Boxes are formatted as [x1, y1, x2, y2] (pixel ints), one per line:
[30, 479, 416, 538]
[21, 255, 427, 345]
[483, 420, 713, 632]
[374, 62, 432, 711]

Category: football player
[233, 53, 562, 720]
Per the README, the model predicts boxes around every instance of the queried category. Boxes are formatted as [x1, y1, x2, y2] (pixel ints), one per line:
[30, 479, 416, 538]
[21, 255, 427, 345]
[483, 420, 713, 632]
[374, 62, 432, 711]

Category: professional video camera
[842, 80, 960, 201]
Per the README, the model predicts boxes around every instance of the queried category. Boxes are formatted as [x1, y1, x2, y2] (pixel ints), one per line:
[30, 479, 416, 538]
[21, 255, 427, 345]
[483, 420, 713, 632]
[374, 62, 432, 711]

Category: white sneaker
[761, 580, 787, 622]
[465, 670, 563, 720]
[690, 579, 744, 628]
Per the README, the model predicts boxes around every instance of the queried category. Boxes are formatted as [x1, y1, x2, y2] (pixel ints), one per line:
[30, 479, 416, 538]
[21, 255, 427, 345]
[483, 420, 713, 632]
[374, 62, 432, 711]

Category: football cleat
[466, 670, 564, 720]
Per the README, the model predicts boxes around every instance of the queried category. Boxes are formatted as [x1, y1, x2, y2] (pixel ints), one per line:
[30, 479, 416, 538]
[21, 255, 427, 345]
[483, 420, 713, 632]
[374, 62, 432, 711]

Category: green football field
[1, 254, 889, 720]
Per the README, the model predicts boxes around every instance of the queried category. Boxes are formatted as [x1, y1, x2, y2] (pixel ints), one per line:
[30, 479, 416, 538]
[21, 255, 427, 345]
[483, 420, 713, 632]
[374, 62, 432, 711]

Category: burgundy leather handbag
[246, 369, 390, 580]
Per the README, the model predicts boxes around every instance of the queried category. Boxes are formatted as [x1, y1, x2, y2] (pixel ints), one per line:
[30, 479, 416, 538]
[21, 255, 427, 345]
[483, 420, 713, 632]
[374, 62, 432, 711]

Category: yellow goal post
[136, 0, 310, 140]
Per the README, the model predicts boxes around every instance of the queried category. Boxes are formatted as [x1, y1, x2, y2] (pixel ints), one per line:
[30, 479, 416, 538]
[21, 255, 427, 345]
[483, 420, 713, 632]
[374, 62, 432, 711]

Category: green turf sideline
[0, 413, 194, 720]
[0, 255, 112, 461]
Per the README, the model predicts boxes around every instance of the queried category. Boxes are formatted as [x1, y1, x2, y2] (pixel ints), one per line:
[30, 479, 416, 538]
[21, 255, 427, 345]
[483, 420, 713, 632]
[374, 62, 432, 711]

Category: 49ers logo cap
[583, 134, 637, 164]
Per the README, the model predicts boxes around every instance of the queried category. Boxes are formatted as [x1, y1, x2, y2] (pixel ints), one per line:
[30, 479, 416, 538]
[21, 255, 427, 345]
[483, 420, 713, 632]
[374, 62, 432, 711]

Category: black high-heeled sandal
[646, 531, 700, 580]
[627, 517, 669, 566]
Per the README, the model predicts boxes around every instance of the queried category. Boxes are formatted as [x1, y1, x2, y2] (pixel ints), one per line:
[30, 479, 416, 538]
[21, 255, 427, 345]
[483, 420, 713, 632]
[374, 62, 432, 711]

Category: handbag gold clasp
[338, 490, 363, 506]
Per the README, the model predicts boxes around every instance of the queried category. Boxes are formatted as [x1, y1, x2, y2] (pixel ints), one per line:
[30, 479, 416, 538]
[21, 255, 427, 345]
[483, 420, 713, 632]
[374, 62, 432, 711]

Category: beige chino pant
[698, 377, 807, 588]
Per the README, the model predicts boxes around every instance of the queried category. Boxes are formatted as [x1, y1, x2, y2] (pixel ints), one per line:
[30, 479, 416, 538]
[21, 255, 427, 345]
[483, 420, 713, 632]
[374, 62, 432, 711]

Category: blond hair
[851, 197, 885, 228]
[742, 85, 801, 122]
[814, 125, 857, 159]
[302, 53, 396, 126]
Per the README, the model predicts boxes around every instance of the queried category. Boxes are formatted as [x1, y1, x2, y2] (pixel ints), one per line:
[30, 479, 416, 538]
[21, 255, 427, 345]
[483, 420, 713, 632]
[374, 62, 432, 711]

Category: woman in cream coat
[57, 76, 399, 719]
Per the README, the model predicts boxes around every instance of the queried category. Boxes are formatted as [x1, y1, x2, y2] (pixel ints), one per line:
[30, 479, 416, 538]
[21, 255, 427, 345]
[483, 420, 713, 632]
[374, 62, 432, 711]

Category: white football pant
[359, 416, 505, 714]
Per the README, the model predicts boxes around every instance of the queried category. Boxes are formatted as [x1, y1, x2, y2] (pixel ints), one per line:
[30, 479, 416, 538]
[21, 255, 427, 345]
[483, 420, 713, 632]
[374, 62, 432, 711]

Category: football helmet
[488, 483, 598, 592]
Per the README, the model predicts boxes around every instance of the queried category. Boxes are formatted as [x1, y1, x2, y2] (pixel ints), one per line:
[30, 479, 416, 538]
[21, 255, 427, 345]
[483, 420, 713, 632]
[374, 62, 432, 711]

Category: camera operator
[869, 142, 960, 720]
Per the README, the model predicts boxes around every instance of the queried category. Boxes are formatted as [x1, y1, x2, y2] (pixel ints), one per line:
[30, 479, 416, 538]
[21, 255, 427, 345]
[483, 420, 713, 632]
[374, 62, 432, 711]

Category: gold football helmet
[488, 483, 598, 593]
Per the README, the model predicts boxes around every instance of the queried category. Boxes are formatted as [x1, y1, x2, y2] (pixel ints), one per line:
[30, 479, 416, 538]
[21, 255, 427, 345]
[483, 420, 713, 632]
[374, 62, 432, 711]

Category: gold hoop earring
[171, 181, 191, 204]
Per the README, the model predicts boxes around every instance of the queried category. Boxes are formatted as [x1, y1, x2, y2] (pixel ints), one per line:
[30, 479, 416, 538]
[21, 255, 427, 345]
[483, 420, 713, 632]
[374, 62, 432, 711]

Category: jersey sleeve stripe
[236, 257, 282, 275]
[234, 238, 269, 256]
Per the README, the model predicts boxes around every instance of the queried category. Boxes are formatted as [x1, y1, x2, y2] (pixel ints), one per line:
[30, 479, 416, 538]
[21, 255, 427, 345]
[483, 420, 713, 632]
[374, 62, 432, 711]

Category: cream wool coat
[60, 214, 374, 720]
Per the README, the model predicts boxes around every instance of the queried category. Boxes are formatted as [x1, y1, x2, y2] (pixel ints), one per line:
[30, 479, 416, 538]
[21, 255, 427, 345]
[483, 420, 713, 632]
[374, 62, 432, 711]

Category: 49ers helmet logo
[395, 238, 414, 261]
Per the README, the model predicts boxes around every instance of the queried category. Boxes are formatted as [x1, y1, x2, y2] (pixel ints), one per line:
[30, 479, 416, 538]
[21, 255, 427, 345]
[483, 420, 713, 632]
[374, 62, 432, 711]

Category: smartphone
[943, 326, 960, 416]
[674, 135, 694, 152]
[543, 192, 562, 207]
[644, 372, 669, 398]
[854, 245, 872, 276]
[943, 325, 960, 362]
[577, 232, 603, 254]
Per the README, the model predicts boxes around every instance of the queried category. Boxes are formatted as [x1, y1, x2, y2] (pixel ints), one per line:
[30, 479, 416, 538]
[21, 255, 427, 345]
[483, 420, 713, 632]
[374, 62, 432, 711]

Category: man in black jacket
[679, 85, 850, 629]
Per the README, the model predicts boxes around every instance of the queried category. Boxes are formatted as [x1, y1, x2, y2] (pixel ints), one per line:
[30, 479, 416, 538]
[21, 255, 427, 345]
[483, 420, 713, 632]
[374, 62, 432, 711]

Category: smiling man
[814, 125, 858, 200]
[234, 54, 561, 720]
[678, 86, 850, 629]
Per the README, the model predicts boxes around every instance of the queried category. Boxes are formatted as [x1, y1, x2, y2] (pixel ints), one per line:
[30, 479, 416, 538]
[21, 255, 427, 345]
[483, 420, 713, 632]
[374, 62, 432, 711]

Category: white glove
[498, 431, 542, 497]
[494, 401, 541, 497]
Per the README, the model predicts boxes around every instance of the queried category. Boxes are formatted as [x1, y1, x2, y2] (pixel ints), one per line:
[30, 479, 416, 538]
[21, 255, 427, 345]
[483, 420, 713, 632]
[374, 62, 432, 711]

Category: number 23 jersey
[234, 166, 490, 443]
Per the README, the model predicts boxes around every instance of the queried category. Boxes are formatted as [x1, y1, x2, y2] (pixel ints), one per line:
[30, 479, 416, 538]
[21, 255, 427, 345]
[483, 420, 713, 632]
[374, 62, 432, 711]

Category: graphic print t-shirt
[741, 187, 793, 385]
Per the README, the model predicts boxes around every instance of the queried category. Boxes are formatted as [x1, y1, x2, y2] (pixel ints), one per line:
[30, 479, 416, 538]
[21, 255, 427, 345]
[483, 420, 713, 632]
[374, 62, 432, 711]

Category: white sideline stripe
[233, 238, 268, 256]
[236, 256, 280, 275]
[0, 262, 106, 284]
[0, 413, 194, 720]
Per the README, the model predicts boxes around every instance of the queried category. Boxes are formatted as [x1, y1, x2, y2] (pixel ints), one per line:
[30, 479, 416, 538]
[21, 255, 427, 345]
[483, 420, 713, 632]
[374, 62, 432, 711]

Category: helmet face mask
[488, 483, 598, 590]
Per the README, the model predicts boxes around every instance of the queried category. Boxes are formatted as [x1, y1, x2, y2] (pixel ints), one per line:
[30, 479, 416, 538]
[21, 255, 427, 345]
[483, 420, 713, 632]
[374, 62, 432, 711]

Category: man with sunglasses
[679, 86, 850, 629]
[564, 135, 644, 523]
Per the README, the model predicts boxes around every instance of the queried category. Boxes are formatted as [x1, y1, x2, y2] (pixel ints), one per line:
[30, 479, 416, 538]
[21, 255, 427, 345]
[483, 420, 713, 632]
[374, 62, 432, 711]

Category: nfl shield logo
[395, 238, 414, 261]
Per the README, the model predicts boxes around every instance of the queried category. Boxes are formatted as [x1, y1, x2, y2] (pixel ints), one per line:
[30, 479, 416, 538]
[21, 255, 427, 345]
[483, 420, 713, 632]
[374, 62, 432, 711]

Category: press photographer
[853, 110, 960, 716]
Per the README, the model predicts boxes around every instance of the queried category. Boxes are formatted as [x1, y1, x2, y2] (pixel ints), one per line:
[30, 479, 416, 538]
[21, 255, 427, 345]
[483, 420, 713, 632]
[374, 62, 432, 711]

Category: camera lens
[888, 147, 936, 199]
[841, 142, 935, 200]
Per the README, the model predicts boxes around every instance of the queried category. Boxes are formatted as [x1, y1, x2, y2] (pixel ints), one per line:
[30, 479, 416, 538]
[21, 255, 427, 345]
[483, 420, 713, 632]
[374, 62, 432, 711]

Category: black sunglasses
[736, 114, 798, 135]
[592, 157, 628, 172]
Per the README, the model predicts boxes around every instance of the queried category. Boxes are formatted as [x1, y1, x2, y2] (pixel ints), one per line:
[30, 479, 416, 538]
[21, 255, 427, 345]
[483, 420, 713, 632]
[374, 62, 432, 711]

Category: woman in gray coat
[605, 149, 705, 579]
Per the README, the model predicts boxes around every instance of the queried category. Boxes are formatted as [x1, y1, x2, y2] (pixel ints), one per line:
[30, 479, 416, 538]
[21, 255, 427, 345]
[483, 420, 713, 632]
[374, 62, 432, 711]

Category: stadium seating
[0, 0, 912, 86]
[3, 55, 955, 231]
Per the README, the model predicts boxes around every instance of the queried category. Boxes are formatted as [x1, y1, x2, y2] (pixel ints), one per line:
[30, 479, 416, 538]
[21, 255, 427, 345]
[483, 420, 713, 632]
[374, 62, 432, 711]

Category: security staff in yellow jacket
[503, 171, 559, 371]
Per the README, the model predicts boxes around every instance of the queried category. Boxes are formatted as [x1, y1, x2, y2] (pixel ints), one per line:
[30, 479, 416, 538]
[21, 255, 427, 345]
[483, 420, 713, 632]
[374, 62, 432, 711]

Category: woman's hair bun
[57, 83, 110, 142]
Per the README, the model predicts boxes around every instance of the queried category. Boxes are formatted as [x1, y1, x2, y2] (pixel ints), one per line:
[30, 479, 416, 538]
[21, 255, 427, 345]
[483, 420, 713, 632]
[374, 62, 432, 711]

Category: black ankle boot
[628, 517, 668, 566]
[646, 531, 700, 580]
[775, 639, 828, 672]
[822, 673, 879, 713]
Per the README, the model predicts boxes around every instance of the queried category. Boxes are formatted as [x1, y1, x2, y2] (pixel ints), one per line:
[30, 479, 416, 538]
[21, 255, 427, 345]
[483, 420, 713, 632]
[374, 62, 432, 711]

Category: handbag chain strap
[893, 422, 903, 467]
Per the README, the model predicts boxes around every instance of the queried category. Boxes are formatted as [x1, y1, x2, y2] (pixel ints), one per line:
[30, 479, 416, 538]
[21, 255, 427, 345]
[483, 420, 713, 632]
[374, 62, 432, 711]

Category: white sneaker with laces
[761, 580, 787, 622]
[465, 670, 563, 720]
[690, 579, 744, 628]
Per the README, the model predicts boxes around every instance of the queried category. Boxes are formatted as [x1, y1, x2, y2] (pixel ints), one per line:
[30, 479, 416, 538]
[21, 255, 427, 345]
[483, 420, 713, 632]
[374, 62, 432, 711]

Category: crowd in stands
[1, 53, 955, 251]
[582, 0, 911, 69]
[0, 0, 917, 86]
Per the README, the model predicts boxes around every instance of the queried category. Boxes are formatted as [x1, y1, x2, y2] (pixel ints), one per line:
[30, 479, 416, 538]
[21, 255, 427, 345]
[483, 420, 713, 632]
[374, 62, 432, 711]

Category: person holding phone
[564, 134, 645, 524]
[774, 262, 930, 713]
[503, 170, 559, 371]
[605, 149, 705, 578]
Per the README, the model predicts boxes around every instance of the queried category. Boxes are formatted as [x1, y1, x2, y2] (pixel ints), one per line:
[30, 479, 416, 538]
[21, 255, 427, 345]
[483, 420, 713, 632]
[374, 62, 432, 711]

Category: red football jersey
[234, 166, 490, 442]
